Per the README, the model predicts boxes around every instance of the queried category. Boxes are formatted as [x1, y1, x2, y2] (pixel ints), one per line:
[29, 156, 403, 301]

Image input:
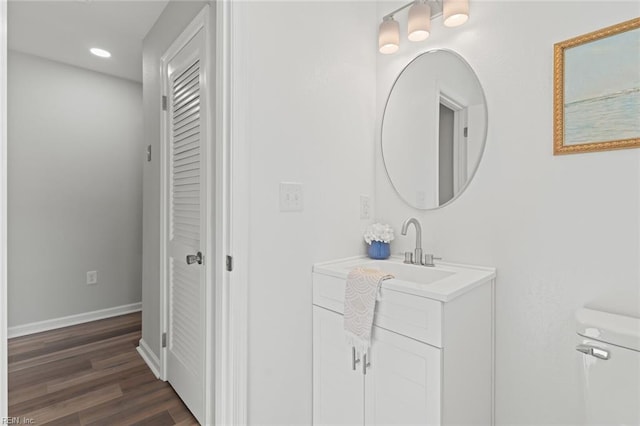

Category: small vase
[368, 241, 390, 260]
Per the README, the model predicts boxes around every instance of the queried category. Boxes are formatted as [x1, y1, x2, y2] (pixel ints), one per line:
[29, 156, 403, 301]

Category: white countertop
[313, 255, 496, 302]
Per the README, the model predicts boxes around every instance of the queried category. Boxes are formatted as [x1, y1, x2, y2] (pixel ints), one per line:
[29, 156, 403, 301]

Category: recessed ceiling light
[90, 48, 111, 58]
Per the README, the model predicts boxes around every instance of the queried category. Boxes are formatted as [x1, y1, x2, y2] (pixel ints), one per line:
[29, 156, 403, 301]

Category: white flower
[363, 223, 395, 244]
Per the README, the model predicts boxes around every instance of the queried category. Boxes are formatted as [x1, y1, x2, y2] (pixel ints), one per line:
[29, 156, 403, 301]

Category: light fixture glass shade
[443, 0, 469, 27]
[379, 18, 400, 54]
[408, 2, 431, 42]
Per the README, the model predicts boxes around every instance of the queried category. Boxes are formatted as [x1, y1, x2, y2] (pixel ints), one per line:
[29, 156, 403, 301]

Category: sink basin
[313, 256, 496, 302]
[352, 260, 455, 284]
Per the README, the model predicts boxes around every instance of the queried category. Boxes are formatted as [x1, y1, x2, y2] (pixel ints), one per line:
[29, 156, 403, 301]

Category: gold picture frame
[553, 18, 640, 155]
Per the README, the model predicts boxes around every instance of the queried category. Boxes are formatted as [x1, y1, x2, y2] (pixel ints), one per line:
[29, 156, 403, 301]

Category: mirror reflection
[381, 49, 488, 209]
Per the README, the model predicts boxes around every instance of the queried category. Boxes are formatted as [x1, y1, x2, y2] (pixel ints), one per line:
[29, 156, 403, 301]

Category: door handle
[576, 344, 609, 360]
[186, 251, 203, 265]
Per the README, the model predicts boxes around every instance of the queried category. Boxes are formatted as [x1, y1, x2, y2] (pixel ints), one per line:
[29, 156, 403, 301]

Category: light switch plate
[87, 270, 97, 285]
[280, 182, 303, 212]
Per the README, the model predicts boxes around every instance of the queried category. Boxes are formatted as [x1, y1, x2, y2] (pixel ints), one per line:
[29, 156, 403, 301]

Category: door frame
[0, 0, 8, 417]
[159, 3, 249, 425]
[438, 90, 468, 195]
[215, 0, 249, 424]
[159, 5, 214, 424]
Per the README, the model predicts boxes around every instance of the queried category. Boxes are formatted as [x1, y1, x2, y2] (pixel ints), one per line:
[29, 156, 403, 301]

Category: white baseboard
[137, 338, 161, 379]
[7, 302, 142, 338]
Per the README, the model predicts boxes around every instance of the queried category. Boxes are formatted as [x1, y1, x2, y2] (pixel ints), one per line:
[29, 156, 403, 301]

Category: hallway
[8, 313, 197, 425]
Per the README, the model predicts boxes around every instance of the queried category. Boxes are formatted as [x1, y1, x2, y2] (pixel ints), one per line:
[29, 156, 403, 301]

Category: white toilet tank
[575, 307, 640, 425]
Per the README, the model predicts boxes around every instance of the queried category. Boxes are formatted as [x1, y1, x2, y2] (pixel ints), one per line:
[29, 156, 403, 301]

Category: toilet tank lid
[576, 308, 640, 351]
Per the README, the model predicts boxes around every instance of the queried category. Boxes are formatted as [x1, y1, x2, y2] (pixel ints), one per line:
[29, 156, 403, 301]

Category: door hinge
[226, 255, 233, 272]
[162, 332, 167, 348]
[162, 95, 168, 111]
[463, 127, 468, 138]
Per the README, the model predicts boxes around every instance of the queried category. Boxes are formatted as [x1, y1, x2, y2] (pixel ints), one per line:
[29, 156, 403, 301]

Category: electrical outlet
[87, 271, 97, 285]
[360, 195, 371, 219]
[279, 182, 303, 212]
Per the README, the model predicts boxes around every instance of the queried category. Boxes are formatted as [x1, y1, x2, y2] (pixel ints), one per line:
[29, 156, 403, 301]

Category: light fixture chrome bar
[383, 1, 414, 20]
[383, 0, 442, 20]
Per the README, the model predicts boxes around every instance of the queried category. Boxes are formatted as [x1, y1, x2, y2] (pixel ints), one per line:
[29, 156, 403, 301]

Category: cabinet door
[365, 326, 441, 426]
[313, 306, 364, 426]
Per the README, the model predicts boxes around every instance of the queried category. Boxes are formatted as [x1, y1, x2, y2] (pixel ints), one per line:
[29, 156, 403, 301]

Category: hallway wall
[7, 50, 143, 327]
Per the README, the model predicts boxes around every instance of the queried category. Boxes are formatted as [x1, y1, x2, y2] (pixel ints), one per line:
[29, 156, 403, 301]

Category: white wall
[141, 0, 208, 358]
[7, 51, 143, 327]
[231, 1, 377, 423]
[376, 2, 639, 424]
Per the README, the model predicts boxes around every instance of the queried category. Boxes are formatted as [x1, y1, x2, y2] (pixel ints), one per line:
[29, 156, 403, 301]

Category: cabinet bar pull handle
[351, 347, 361, 370]
[362, 353, 371, 375]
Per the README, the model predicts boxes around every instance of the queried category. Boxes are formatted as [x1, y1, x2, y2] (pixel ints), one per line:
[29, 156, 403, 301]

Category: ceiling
[8, 0, 170, 83]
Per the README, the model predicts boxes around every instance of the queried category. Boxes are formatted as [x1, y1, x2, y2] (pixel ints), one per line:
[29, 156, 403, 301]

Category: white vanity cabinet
[314, 306, 441, 425]
[364, 323, 441, 425]
[312, 257, 495, 426]
[313, 306, 365, 425]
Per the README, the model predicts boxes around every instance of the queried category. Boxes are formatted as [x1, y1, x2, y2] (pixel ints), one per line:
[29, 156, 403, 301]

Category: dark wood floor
[8, 312, 199, 425]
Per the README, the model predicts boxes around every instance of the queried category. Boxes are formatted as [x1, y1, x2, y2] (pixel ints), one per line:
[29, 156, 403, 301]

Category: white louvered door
[165, 26, 206, 424]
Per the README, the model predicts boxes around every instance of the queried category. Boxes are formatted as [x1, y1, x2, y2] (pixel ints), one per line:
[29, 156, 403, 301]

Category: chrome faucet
[400, 217, 441, 266]
[401, 217, 423, 265]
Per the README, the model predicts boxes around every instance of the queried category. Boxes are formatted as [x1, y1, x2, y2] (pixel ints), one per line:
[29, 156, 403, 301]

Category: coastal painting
[554, 18, 640, 155]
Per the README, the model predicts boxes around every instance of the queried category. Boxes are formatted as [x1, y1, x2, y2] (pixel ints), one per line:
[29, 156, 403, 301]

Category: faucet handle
[423, 254, 441, 267]
[414, 248, 423, 265]
[403, 251, 413, 264]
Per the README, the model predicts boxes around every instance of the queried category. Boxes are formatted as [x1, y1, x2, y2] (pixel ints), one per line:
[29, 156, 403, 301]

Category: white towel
[344, 267, 393, 352]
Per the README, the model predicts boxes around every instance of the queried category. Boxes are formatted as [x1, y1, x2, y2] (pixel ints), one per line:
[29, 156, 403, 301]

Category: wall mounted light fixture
[378, 0, 469, 54]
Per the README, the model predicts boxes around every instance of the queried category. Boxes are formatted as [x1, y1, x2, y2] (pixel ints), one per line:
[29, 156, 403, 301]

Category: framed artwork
[554, 18, 640, 155]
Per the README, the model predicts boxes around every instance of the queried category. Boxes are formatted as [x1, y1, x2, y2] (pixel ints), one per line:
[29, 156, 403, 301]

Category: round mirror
[381, 49, 488, 210]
